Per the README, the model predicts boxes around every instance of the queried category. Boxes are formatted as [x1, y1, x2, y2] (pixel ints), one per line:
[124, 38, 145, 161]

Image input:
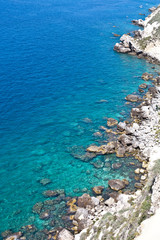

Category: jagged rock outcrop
[114, 5, 160, 64]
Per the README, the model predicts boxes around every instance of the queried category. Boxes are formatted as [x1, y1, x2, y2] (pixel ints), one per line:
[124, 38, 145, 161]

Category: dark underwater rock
[39, 178, 51, 186]
[32, 202, 43, 214]
[112, 162, 122, 170]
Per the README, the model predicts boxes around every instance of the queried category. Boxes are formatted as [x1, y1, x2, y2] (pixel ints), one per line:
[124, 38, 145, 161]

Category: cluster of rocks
[114, 5, 160, 64]
[74, 80, 160, 239]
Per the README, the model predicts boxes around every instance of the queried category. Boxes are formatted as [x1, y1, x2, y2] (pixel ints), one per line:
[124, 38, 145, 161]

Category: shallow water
[0, 0, 160, 235]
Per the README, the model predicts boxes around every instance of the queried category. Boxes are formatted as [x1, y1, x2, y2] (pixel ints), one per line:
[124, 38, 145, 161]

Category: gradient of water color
[0, 0, 160, 234]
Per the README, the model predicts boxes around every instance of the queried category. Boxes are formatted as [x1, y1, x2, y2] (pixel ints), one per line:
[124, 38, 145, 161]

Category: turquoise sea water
[1, 0, 160, 236]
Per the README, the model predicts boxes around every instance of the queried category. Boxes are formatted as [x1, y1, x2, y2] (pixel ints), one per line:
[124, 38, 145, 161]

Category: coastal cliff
[114, 5, 160, 64]
[73, 6, 160, 240]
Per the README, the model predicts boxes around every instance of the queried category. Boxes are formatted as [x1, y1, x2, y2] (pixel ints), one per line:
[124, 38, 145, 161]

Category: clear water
[0, 0, 160, 235]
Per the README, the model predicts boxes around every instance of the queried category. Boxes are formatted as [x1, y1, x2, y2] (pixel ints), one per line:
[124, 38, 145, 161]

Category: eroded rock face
[108, 179, 126, 191]
[58, 229, 74, 240]
[107, 118, 118, 127]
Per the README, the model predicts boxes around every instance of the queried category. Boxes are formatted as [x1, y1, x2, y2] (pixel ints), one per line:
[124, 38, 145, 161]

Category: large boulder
[148, 86, 158, 97]
[75, 208, 89, 231]
[118, 134, 132, 146]
[58, 229, 74, 240]
[131, 107, 141, 119]
[149, 6, 156, 12]
[92, 186, 104, 195]
[114, 43, 131, 53]
[116, 146, 126, 157]
[108, 179, 126, 191]
[86, 145, 100, 153]
[131, 19, 144, 27]
[77, 194, 93, 208]
[125, 94, 141, 102]
[87, 142, 117, 155]
[117, 122, 127, 132]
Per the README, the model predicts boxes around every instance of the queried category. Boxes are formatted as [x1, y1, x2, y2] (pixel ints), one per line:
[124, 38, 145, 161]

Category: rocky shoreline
[2, 5, 160, 240]
[73, 72, 160, 240]
[114, 5, 160, 64]
[3, 75, 160, 240]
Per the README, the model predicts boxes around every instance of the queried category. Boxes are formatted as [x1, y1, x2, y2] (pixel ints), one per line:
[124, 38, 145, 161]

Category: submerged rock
[113, 33, 121, 37]
[112, 162, 122, 170]
[32, 202, 43, 214]
[92, 159, 104, 168]
[108, 179, 126, 191]
[39, 178, 51, 186]
[39, 210, 50, 220]
[43, 190, 59, 197]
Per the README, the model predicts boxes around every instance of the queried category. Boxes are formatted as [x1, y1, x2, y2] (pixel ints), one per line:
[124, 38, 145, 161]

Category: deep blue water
[0, 0, 160, 235]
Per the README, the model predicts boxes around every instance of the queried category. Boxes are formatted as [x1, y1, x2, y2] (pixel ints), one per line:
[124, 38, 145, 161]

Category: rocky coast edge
[3, 4, 160, 240]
